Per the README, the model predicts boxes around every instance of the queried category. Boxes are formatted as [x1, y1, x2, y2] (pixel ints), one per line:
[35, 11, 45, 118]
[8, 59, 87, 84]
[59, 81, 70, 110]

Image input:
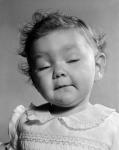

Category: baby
[0, 10, 119, 150]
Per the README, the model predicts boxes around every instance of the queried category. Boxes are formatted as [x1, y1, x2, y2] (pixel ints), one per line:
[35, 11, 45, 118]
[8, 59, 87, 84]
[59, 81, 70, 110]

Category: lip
[54, 84, 74, 90]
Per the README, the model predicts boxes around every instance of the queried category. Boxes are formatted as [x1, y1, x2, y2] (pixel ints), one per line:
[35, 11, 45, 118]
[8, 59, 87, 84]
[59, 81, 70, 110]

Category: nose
[52, 65, 67, 79]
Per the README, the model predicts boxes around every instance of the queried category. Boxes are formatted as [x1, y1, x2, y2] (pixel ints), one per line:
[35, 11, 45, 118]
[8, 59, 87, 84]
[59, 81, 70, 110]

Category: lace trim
[58, 104, 115, 130]
[58, 114, 108, 130]
[25, 104, 115, 130]
[19, 133, 109, 150]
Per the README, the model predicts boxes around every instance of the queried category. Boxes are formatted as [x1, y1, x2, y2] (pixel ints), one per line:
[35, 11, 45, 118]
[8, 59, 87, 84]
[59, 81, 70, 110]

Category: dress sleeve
[111, 112, 119, 150]
[8, 105, 26, 150]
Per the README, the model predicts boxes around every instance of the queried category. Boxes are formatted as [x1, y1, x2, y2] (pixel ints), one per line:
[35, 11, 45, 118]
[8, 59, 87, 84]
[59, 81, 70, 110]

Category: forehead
[32, 28, 96, 56]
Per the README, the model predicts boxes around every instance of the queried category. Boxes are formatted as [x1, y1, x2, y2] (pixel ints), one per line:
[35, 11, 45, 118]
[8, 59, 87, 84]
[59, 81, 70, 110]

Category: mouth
[54, 84, 74, 90]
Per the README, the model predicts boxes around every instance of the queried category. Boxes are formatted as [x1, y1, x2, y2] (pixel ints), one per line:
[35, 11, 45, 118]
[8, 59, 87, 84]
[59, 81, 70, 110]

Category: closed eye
[67, 59, 80, 63]
[37, 66, 50, 71]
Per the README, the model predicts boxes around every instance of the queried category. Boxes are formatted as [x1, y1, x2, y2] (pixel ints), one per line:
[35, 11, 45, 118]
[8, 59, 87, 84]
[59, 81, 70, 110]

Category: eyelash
[67, 59, 80, 63]
[37, 66, 50, 71]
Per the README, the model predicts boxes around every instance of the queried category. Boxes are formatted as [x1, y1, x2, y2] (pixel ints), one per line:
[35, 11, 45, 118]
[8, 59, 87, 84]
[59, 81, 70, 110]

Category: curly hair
[18, 10, 106, 78]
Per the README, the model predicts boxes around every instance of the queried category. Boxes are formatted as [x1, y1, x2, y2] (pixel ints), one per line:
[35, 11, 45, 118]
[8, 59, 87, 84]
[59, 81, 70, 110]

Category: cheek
[82, 63, 95, 84]
[70, 61, 95, 86]
[82, 55, 96, 77]
[32, 72, 53, 94]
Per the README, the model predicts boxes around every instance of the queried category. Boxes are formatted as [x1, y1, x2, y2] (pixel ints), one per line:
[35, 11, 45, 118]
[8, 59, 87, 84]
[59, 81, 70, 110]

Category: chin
[52, 96, 78, 107]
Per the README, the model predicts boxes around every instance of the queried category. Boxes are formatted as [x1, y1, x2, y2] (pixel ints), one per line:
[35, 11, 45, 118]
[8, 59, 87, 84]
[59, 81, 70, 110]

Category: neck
[49, 101, 92, 117]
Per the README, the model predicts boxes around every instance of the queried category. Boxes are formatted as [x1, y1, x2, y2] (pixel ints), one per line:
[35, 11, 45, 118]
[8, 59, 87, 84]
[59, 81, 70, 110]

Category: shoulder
[14, 103, 53, 128]
[9, 105, 26, 133]
[97, 104, 119, 123]
[10, 103, 50, 125]
[9, 105, 26, 134]
[107, 111, 119, 128]
[95, 104, 119, 130]
[95, 103, 119, 120]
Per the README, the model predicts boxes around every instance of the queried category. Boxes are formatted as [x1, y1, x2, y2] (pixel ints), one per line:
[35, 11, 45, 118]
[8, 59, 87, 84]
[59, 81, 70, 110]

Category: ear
[94, 53, 106, 81]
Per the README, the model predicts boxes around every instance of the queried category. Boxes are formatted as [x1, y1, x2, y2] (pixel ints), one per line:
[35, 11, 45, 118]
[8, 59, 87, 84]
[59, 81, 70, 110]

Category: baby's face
[30, 29, 96, 107]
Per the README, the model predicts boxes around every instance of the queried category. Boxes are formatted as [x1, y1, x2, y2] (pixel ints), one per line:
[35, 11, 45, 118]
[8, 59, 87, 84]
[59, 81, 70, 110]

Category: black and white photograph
[0, 0, 119, 149]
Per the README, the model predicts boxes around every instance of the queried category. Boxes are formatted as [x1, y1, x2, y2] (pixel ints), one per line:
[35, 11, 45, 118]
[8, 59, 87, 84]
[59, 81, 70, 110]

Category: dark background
[0, 0, 119, 142]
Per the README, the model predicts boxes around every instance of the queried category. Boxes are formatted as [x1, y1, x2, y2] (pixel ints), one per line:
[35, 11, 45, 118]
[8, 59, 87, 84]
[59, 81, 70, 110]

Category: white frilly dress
[3, 103, 119, 150]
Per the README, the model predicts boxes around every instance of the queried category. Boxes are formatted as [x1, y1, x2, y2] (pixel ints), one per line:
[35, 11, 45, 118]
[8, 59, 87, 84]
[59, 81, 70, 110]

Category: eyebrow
[62, 44, 78, 53]
[32, 52, 48, 59]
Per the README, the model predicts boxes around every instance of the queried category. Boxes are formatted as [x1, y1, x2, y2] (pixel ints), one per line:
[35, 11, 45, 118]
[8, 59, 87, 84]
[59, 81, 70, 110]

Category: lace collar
[26, 103, 115, 130]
